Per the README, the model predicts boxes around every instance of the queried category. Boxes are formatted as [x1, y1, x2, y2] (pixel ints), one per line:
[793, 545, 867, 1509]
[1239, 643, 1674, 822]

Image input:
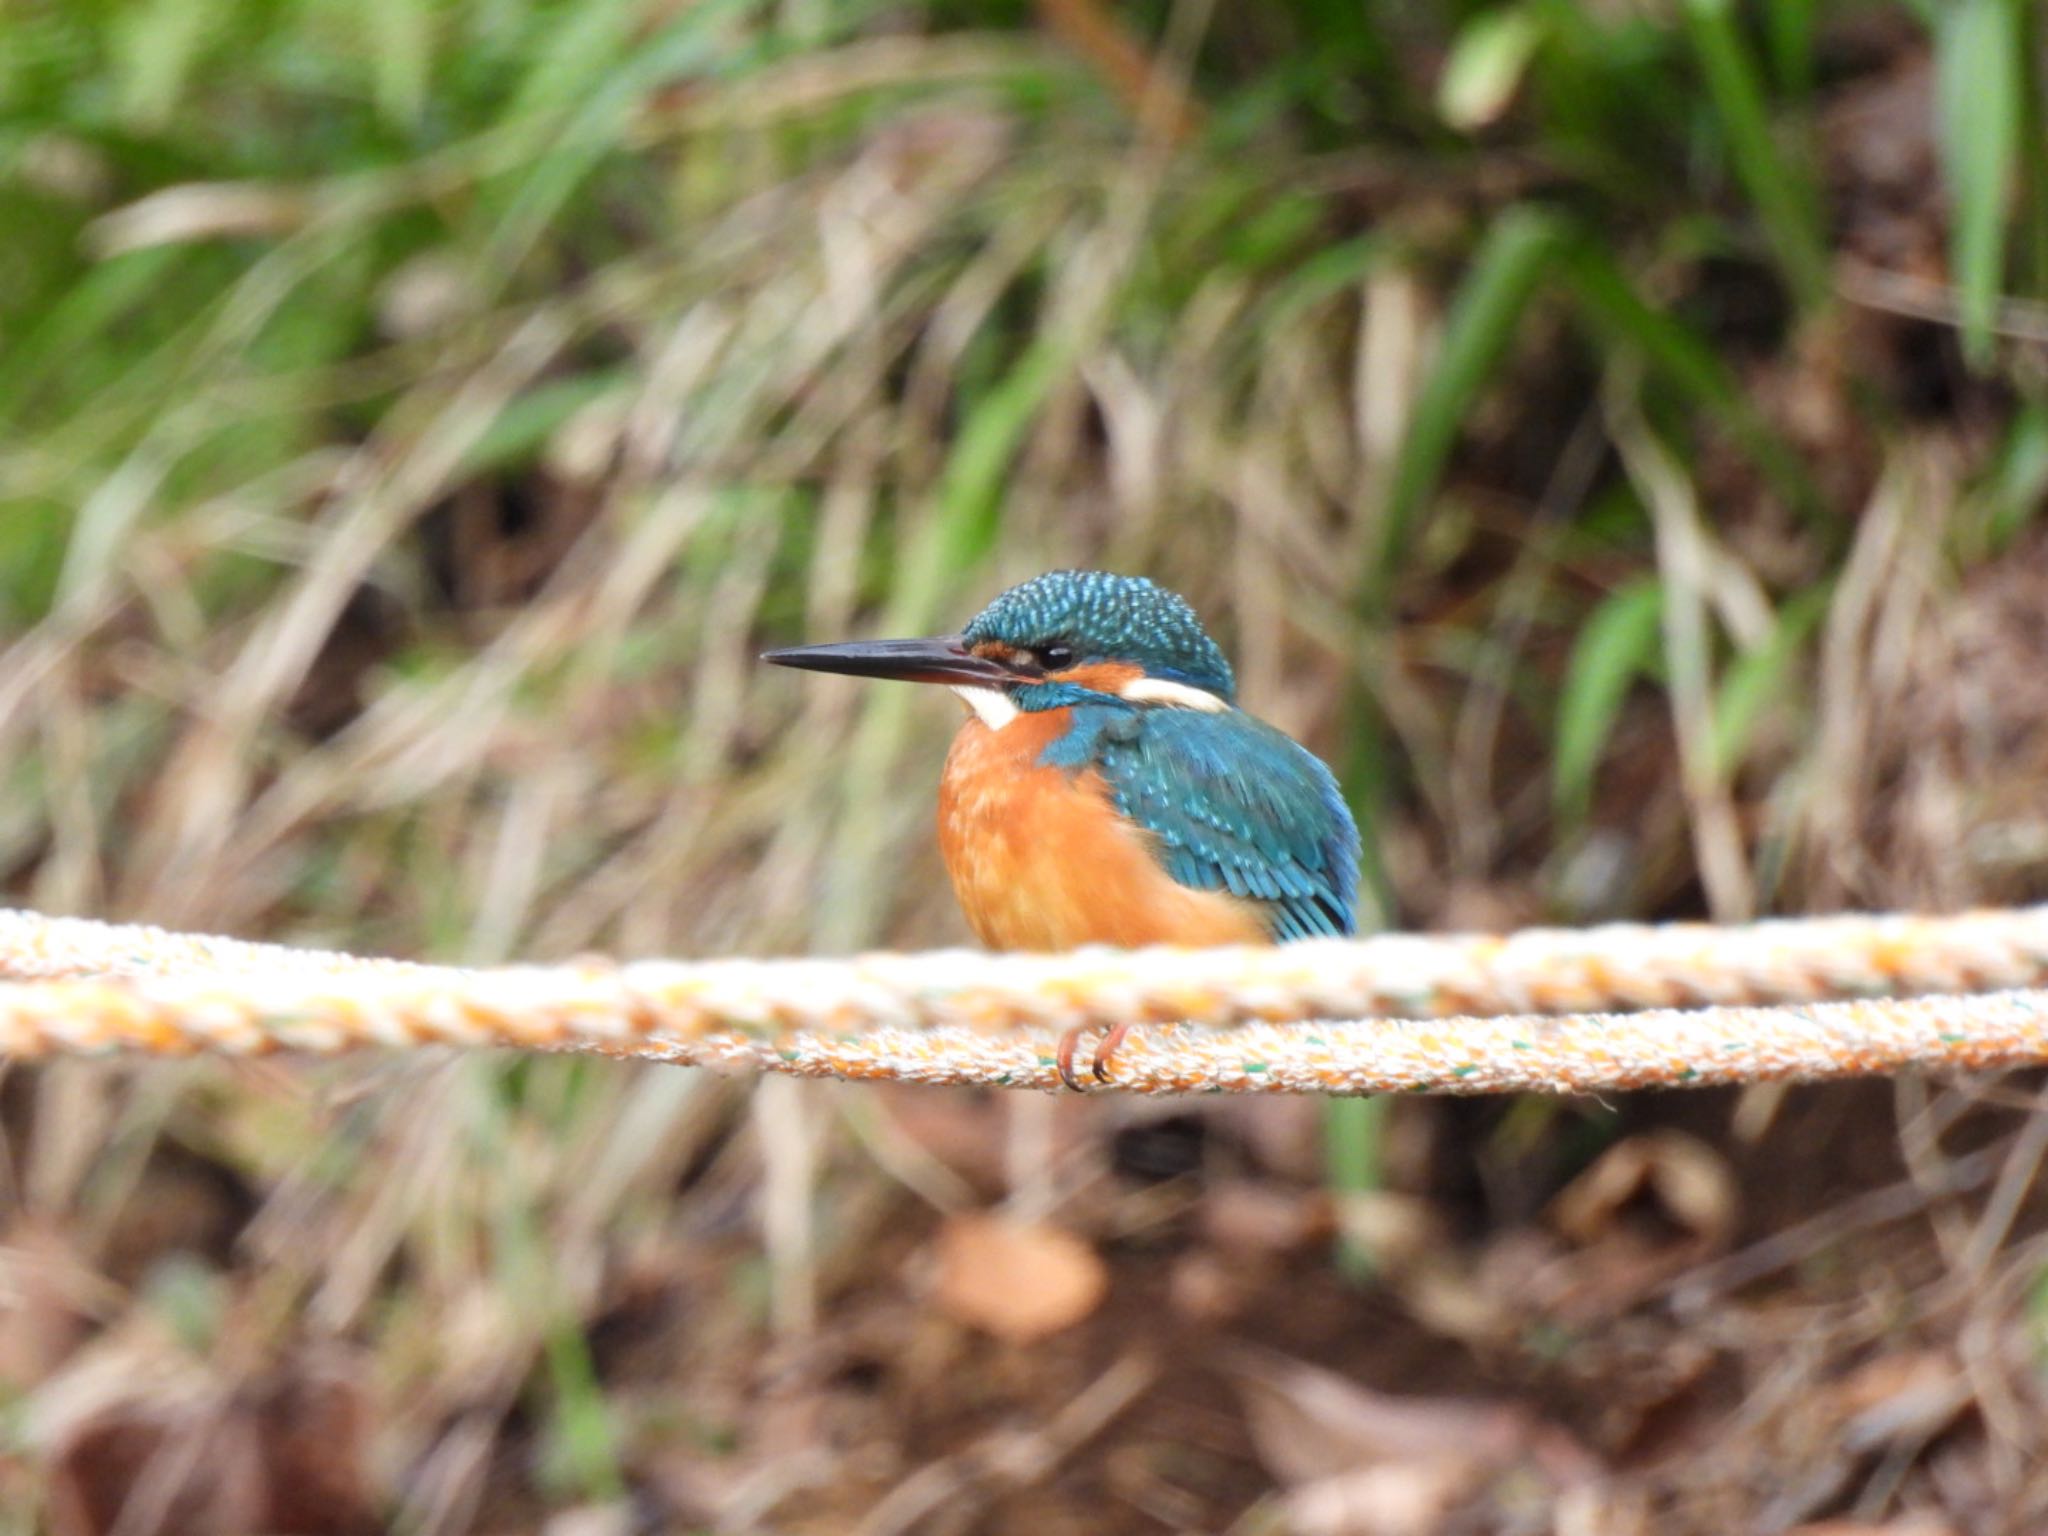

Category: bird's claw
[1056, 1027, 1086, 1092]
[1056, 1023, 1133, 1090]
[1092, 1023, 1130, 1083]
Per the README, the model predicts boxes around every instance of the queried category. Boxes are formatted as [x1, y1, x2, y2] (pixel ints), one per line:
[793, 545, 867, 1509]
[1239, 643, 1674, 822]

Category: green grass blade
[474, 1076, 625, 1504]
[2014, 0, 2048, 294]
[1561, 238, 1815, 514]
[1554, 576, 1662, 825]
[1369, 206, 1566, 606]
[365, 0, 435, 127]
[459, 370, 631, 478]
[1681, 0, 1829, 308]
[936, 336, 1072, 571]
[1438, 5, 1546, 131]
[1972, 400, 2048, 551]
[1255, 235, 1382, 330]
[1710, 586, 1827, 777]
[1325, 1095, 1387, 1283]
[483, 0, 760, 280]
[1766, 0, 1817, 97]
[540, 1314, 627, 1503]
[108, 0, 232, 129]
[1350, 212, 1564, 926]
[1934, 0, 2024, 367]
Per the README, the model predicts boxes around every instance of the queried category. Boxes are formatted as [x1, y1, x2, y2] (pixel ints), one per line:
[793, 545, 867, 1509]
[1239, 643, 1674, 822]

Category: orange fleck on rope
[2, 907, 2046, 1095]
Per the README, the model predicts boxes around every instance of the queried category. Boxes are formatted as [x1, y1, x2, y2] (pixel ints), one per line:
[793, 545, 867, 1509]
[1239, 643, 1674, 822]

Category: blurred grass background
[7, 0, 2048, 1531]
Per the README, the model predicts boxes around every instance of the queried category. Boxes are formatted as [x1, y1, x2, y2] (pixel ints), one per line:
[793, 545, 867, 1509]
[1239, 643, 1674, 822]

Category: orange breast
[936, 710, 1271, 953]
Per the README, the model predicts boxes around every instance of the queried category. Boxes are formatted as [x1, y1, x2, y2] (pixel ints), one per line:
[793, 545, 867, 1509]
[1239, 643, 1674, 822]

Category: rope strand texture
[4, 907, 2048, 1094]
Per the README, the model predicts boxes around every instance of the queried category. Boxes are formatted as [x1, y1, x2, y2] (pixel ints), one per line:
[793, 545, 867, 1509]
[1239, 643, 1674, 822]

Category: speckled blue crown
[963, 571, 1235, 700]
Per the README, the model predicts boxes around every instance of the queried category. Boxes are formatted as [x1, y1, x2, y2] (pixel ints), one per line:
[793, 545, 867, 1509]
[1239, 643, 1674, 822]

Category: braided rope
[3, 907, 2047, 1094]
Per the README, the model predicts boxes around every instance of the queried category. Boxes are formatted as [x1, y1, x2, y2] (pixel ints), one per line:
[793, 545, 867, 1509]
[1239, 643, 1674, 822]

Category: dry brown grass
[7, 2, 2048, 1531]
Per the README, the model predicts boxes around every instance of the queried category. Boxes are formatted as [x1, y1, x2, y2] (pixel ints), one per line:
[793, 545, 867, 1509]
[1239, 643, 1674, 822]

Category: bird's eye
[1034, 644, 1075, 671]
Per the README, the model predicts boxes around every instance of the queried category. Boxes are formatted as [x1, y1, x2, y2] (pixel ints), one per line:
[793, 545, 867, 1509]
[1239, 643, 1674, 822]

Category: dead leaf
[1329, 1192, 1440, 1269]
[544, 1506, 640, 1536]
[1282, 1460, 1474, 1536]
[1201, 1179, 1330, 1255]
[1551, 1131, 1737, 1251]
[1833, 1351, 1970, 1454]
[930, 1215, 1106, 1343]
[1224, 1345, 1596, 1490]
[1225, 1347, 1602, 1536]
[1336, 1194, 1509, 1345]
[1168, 1252, 1245, 1325]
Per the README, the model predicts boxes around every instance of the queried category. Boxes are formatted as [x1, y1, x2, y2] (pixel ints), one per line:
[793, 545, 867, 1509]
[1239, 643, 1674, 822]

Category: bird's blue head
[763, 570, 1237, 715]
[962, 571, 1235, 703]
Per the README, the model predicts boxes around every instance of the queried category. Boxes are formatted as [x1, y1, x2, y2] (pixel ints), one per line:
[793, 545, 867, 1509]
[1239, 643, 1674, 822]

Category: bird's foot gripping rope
[3, 908, 2048, 1095]
[1055, 1023, 1132, 1090]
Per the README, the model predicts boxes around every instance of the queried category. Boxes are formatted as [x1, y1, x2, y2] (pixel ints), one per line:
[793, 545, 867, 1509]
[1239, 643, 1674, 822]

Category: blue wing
[1049, 704, 1360, 941]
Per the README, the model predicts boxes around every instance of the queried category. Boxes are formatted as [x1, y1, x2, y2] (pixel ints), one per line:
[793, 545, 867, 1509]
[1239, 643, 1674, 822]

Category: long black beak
[761, 635, 1015, 687]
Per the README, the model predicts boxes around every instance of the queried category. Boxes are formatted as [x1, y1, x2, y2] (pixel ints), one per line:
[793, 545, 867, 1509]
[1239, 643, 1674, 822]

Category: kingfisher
[764, 570, 1360, 1088]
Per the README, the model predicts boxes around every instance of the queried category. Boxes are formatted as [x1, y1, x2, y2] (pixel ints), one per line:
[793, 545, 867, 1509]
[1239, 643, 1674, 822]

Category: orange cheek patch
[1051, 661, 1143, 695]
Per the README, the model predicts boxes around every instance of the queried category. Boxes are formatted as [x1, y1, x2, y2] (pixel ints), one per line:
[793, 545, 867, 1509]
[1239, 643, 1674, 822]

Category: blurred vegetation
[6, 0, 2048, 1530]
[7, 0, 2048, 949]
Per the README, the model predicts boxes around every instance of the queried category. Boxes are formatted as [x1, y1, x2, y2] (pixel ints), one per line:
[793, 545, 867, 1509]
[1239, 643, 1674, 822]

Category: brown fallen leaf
[1551, 1130, 1737, 1252]
[930, 1215, 1107, 1343]
[1282, 1460, 1475, 1536]
[544, 1505, 641, 1536]
[1167, 1251, 1246, 1325]
[1223, 1344, 1600, 1500]
[1832, 1352, 1955, 1415]
[1201, 1179, 1331, 1256]
[1338, 1193, 1510, 1346]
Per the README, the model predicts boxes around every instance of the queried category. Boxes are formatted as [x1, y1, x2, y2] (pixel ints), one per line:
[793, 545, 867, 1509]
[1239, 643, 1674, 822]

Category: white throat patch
[950, 685, 1019, 730]
[1120, 677, 1229, 713]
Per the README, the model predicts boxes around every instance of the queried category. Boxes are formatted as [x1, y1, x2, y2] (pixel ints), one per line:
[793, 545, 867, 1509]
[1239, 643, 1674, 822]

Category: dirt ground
[11, 1055, 2048, 1535]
